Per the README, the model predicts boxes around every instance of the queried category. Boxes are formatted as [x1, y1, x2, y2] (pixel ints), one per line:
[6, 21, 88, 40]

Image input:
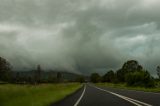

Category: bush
[76, 76, 85, 83]
[102, 70, 115, 83]
[90, 73, 101, 83]
[125, 71, 155, 87]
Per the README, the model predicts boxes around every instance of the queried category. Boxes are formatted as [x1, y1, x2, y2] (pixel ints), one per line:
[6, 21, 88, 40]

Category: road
[51, 84, 160, 106]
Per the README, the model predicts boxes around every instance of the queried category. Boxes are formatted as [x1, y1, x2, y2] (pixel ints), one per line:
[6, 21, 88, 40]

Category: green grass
[96, 82, 160, 93]
[0, 83, 82, 106]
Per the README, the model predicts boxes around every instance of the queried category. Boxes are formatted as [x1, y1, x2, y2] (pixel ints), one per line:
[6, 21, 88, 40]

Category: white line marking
[117, 88, 160, 95]
[122, 95, 152, 106]
[92, 85, 152, 106]
[74, 85, 86, 106]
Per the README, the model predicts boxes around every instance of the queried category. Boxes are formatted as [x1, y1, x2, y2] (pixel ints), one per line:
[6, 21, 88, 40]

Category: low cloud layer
[0, 0, 160, 75]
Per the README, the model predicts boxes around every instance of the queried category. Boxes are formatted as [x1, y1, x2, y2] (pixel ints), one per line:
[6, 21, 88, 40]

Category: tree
[125, 70, 155, 87]
[122, 60, 143, 72]
[116, 60, 143, 82]
[34, 65, 42, 84]
[90, 73, 101, 83]
[57, 72, 62, 83]
[102, 70, 115, 82]
[156, 66, 160, 79]
[76, 76, 85, 83]
[48, 74, 56, 83]
[15, 72, 20, 83]
[0, 57, 11, 81]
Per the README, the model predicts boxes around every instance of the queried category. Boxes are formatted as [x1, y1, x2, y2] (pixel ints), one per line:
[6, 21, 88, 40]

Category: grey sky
[0, 0, 160, 75]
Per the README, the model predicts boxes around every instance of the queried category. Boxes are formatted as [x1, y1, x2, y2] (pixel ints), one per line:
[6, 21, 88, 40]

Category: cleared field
[0, 83, 82, 106]
[97, 82, 160, 92]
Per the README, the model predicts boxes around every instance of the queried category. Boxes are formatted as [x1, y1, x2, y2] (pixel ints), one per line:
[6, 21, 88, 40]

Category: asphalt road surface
[51, 84, 160, 106]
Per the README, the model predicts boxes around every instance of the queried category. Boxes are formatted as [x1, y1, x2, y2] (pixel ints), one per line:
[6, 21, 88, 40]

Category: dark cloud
[0, 0, 160, 76]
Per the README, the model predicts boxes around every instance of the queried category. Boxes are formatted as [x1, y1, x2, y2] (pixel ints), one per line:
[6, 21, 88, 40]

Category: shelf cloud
[0, 0, 160, 75]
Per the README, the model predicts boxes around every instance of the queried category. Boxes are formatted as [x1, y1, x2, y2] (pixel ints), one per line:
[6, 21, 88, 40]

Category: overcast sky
[0, 0, 160, 75]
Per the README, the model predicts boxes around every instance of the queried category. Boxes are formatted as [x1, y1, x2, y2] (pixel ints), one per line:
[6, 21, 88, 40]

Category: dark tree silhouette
[76, 76, 85, 83]
[57, 72, 62, 82]
[48, 74, 56, 83]
[116, 60, 143, 82]
[102, 70, 115, 82]
[34, 65, 42, 84]
[125, 71, 155, 87]
[157, 66, 160, 79]
[0, 57, 11, 81]
[90, 73, 101, 83]
[15, 72, 20, 83]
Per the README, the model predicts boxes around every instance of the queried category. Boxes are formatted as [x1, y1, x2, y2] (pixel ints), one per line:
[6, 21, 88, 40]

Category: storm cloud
[0, 0, 160, 75]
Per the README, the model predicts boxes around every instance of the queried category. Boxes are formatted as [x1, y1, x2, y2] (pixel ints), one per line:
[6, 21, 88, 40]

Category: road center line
[74, 85, 86, 106]
[92, 85, 152, 106]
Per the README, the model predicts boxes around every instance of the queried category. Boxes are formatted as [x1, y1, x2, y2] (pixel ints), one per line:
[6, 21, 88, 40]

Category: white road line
[118, 88, 160, 95]
[122, 95, 152, 106]
[108, 91, 142, 106]
[92, 85, 152, 106]
[74, 85, 86, 106]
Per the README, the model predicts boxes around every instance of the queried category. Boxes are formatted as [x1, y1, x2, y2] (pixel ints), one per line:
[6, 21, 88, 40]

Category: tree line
[0, 56, 160, 87]
[0, 56, 74, 84]
[90, 60, 159, 88]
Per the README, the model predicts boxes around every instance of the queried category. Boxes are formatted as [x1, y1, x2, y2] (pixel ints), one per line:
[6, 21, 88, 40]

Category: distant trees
[117, 60, 143, 82]
[34, 65, 42, 84]
[0, 57, 156, 87]
[116, 60, 155, 87]
[47, 74, 56, 83]
[15, 72, 20, 83]
[156, 66, 160, 79]
[0, 57, 83, 84]
[90, 60, 155, 87]
[0, 57, 11, 81]
[56, 72, 62, 82]
[102, 70, 115, 83]
[76, 76, 85, 83]
[90, 73, 101, 83]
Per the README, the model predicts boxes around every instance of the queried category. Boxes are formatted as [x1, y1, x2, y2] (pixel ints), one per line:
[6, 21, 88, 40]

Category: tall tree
[34, 65, 41, 84]
[156, 66, 160, 79]
[15, 72, 20, 83]
[116, 60, 143, 82]
[0, 57, 11, 81]
[57, 72, 62, 82]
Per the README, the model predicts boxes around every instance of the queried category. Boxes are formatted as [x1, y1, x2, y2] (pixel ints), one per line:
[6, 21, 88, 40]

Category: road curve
[51, 84, 160, 106]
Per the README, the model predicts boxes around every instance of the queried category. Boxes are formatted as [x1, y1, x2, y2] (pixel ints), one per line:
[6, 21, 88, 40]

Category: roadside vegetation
[0, 83, 82, 106]
[96, 82, 160, 92]
[0, 56, 85, 84]
[90, 60, 160, 92]
[1, 56, 160, 106]
[0, 56, 84, 106]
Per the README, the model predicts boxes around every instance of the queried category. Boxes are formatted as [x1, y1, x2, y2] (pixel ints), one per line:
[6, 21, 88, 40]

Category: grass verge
[0, 83, 82, 106]
[96, 82, 160, 93]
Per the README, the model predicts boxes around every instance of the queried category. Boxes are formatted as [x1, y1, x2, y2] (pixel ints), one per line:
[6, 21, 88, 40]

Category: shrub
[90, 73, 101, 83]
[102, 70, 115, 83]
[76, 76, 85, 83]
[125, 71, 155, 87]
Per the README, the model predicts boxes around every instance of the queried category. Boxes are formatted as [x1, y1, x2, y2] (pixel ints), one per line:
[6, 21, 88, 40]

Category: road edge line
[74, 84, 86, 106]
[105, 86, 160, 95]
[91, 85, 152, 106]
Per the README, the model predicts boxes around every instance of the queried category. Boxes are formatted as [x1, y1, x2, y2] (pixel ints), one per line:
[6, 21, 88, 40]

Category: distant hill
[10, 70, 83, 83]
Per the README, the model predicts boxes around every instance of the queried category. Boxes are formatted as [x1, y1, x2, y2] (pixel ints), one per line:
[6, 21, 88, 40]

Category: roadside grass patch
[0, 83, 82, 106]
[97, 82, 160, 93]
